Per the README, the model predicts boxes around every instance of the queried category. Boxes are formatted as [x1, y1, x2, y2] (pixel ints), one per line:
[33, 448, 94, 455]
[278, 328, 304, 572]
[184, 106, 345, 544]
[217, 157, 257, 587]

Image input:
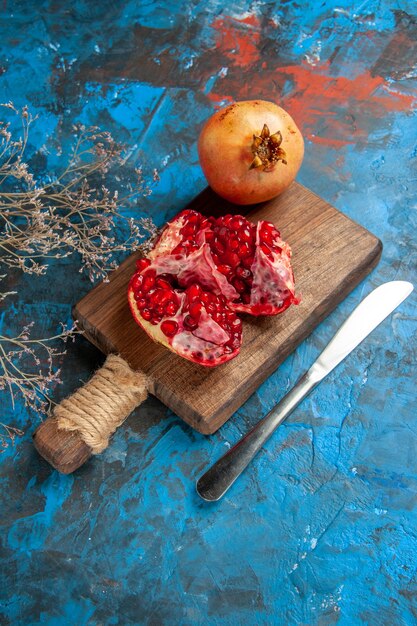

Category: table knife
[196, 280, 413, 501]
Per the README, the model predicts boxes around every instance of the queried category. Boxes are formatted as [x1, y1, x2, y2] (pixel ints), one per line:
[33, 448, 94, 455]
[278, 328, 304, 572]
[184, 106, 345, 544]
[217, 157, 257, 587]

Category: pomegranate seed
[166, 301, 179, 315]
[189, 301, 202, 320]
[262, 230, 273, 245]
[136, 258, 151, 272]
[211, 253, 220, 265]
[205, 231, 214, 242]
[213, 239, 225, 255]
[201, 291, 216, 304]
[155, 305, 165, 315]
[242, 293, 251, 304]
[229, 238, 239, 251]
[262, 221, 276, 232]
[224, 251, 240, 267]
[232, 318, 242, 328]
[217, 264, 232, 276]
[156, 278, 172, 290]
[142, 274, 155, 293]
[187, 283, 202, 299]
[235, 265, 252, 280]
[131, 274, 143, 291]
[184, 315, 198, 330]
[147, 290, 157, 304]
[260, 243, 271, 257]
[141, 308, 152, 321]
[242, 256, 254, 269]
[232, 278, 246, 293]
[206, 302, 216, 314]
[135, 297, 147, 310]
[231, 217, 244, 230]
[186, 211, 200, 224]
[239, 227, 252, 242]
[239, 243, 251, 258]
[161, 320, 178, 337]
[227, 310, 237, 321]
[181, 224, 196, 237]
[154, 290, 172, 306]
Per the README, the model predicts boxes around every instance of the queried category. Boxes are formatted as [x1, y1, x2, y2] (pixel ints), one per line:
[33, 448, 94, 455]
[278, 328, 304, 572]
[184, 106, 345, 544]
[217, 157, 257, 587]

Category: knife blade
[196, 280, 414, 501]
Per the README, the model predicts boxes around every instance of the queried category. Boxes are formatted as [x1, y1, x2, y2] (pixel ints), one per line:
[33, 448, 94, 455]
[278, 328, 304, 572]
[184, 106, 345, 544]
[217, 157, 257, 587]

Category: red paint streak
[205, 60, 416, 147]
[280, 63, 416, 145]
[311, 135, 355, 148]
[212, 15, 260, 68]
[237, 15, 259, 27]
[204, 15, 416, 149]
[206, 91, 234, 108]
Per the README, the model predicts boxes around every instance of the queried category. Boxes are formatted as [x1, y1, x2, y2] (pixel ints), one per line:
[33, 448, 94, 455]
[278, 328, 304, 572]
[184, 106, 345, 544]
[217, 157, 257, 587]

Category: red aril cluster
[171, 212, 210, 255]
[129, 260, 243, 366]
[128, 209, 298, 366]
[206, 215, 256, 305]
[131, 266, 179, 325]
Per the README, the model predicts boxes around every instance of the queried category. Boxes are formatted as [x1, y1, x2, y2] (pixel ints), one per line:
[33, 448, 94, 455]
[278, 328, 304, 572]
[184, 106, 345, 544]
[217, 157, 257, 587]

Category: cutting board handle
[33, 354, 149, 474]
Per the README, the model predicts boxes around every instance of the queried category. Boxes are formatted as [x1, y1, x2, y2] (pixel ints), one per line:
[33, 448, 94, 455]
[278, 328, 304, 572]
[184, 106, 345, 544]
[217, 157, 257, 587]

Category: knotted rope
[55, 354, 148, 453]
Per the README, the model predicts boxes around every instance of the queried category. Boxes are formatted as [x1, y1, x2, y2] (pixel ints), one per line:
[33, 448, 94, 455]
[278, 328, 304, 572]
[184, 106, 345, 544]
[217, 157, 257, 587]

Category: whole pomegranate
[128, 210, 298, 367]
[198, 100, 304, 205]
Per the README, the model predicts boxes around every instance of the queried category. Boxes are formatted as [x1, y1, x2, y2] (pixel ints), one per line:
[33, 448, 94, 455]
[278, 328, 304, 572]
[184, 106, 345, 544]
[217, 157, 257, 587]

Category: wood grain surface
[73, 183, 382, 434]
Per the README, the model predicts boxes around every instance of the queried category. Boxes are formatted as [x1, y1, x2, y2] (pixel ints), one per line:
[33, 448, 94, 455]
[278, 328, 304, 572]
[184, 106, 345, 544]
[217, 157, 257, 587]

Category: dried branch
[0, 103, 158, 281]
[0, 319, 80, 452]
[0, 103, 159, 448]
[0, 423, 24, 454]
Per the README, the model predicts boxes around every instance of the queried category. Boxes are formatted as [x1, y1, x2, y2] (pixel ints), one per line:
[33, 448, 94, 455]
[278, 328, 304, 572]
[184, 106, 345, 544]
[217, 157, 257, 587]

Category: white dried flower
[0, 103, 160, 448]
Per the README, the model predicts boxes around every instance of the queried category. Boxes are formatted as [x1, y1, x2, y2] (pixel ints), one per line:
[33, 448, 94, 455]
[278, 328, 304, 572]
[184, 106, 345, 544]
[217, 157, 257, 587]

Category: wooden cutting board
[73, 182, 381, 434]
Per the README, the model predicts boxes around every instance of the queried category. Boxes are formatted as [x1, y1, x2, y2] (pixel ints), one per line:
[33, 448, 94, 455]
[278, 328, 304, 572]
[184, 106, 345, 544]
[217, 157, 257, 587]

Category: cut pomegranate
[149, 209, 298, 315]
[128, 269, 242, 367]
[128, 209, 298, 366]
[207, 215, 299, 315]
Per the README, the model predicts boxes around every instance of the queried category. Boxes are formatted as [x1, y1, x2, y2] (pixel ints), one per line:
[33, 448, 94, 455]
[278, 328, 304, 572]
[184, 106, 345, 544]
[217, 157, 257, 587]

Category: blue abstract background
[1, 1, 416, 624]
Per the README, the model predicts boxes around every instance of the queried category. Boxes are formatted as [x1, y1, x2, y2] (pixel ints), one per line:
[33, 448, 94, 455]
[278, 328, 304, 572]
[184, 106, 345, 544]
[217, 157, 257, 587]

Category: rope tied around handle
[54, 354, 148, 453]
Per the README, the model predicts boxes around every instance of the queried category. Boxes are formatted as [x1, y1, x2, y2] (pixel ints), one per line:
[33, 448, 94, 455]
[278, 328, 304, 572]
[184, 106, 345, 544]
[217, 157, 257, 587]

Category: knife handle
[33, 354, 149, 474]
[196, 367, 322, 501]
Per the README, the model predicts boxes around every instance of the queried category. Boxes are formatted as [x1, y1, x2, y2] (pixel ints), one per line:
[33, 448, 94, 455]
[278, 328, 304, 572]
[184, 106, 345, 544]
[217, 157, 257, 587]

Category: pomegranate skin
[198, 100, 304, 205]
